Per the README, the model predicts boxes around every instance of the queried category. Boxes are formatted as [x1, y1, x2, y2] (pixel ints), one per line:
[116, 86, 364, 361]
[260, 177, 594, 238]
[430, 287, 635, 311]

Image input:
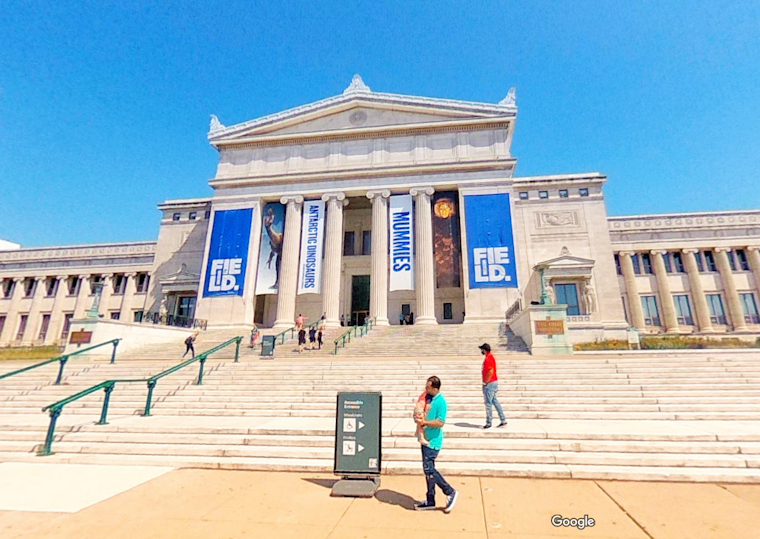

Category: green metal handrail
[0, 339, 121, 385]
[38, 336, 242, 456]
[272, 326, 297, 345]
[333, 318, 375, 355]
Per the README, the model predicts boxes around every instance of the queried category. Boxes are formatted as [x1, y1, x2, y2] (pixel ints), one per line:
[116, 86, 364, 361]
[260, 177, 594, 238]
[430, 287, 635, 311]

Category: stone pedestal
[509, 305, 573, 355]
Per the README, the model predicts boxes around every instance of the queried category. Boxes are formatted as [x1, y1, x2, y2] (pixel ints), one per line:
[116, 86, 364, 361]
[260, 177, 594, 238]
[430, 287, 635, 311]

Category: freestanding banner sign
[203, 208, 253, 297]
[389, 194, 414, 291]
[297, 200, 325, 295]
[255, 202, 285, 295]
[332, 391, 382, 497]
[463, 193, 519, 289]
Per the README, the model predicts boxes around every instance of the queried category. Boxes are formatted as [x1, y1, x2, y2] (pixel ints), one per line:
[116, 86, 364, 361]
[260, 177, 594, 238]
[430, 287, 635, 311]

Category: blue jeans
[483, 382, 506, 425]
[421, 445, 454, 504]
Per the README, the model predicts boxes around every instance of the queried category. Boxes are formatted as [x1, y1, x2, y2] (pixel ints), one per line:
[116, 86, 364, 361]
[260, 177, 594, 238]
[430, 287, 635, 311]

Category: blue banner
[463, 194, 518, 289]
[203, 208, 253, 297]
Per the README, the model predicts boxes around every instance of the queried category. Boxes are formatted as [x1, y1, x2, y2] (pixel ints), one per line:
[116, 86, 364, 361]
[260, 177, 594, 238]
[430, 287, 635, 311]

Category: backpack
[184, 336, 193, 346]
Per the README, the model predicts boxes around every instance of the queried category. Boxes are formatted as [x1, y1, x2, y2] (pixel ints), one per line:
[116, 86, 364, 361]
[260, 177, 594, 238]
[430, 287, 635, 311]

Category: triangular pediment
[209, 85, 516, 145]
[159, 264, 200, 286]
[535, 255, 596, 270]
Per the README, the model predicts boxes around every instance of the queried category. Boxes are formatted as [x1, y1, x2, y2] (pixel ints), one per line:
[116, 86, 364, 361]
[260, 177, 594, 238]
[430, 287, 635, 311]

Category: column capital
[280, 194, 304, 205]
[56, 275, 69, 281]
[102, 273, 114, 280]
[321, 191, 346, 203]
[366, 189, 391, 200]
[13, 276, 25, 283]
[33, 276, 47, 282]
[746, 245, 760, 252]
[713, 247, 730, 253]
[681, 248, 699, 254]
[410, 186, 435, 197]
[650, 250, 668, 256]
[78, 274, 90, 280]
[618, 250, 635, 257]
[125, 272, 138, 278]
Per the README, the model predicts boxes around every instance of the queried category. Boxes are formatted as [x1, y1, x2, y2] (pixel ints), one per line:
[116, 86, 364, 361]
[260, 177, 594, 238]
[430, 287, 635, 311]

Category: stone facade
[1, 78, 759, 345]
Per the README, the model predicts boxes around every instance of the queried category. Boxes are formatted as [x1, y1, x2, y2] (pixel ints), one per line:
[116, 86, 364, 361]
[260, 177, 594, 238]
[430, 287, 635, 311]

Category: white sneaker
[444, 490, 459, 513]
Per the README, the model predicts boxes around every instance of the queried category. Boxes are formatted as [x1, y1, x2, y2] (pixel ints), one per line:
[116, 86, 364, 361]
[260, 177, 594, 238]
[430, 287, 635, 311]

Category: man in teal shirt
[414, 376, 458, 513]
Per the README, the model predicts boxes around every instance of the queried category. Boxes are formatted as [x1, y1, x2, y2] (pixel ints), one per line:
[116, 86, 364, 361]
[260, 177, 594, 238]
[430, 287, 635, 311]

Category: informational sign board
[334, 392, 382, 476]
[627, 328, 640, 345]
[535, 319, 565, 336]
[69, 331, 93, 345]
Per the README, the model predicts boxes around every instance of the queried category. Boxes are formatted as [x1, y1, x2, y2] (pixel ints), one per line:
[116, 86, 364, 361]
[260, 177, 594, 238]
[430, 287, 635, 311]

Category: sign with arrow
[333, 391, 382, 477]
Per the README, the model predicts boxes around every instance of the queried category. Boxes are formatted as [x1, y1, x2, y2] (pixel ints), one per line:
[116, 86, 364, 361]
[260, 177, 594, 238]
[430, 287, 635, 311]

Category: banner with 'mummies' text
[297, 200, 325, 295]
[389, 194, 414, 291]
[463, 193, 519, 289]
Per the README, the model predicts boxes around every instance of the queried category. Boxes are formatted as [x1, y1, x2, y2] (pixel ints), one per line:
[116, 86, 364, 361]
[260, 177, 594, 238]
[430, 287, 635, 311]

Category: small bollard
[39, 408, 62, 456]
[110, 340, 119, 364]
[144, 380, 157, 416]
[197, 356, 206, 385]
[98, 383, 115, 425]
[54, 357, 69, 385]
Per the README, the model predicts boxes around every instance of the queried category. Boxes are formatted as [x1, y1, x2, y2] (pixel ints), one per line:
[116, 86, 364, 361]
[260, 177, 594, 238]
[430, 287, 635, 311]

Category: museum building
[1, 76, 759, 347]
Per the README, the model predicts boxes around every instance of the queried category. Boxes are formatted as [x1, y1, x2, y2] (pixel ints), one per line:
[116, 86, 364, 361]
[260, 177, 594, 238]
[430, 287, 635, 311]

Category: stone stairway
[332, 323, 528, 357]
[2, 351, 760, 481]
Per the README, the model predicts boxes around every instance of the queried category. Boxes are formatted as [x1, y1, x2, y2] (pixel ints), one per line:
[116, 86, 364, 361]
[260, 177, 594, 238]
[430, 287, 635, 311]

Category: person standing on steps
[414, 376, 458, 513]
[479, 343, 507, 429]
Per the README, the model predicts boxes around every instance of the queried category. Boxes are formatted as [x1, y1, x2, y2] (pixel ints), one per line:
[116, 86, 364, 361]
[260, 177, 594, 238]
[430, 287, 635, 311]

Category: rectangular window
[67, 276, 79, 295]
[579, 188, 589, 197]
[555, 283, 581, 316]
[641, 296, 661, 326]
[110, 312, 120, 321]
[24, 279, 35, 298]
[343, 231, 355, 256]
[16, 314, 28, 341]
[38, 314, 51, 341]
[90, 275, 103, 295]
[614, 254, 622, 275]
[631, 254, 642, 275]
[706, 294, 727, 325]
[641, 253, 653, 274]
[61, 313, 74, 339]
[736, 249, 750, 271]
[703, 250, 717, 272]
[695, 251, 705, 272]
[539, 190, 549, 199]
[673, 294, 693, 325]
[0, 315, 6, 340]
[45, 278, 57, 297]
[135, 273, 150, 293]
[172, 213, 181, 221]
[2, 280, 14, 298]
[362, 231, 372, 256]
[134, 310, 144, 323]
[189, 212, 197, 221]
[443, 302, 453, 320]
[740, 293, 760, 324]
[672, 252, 685, 273]
[559, 189, 568, 198]
[727, 251, 737, 271]
[519, 192, 528, 200]
[112, 274, 125, 295]
[663, 253, 673, 273]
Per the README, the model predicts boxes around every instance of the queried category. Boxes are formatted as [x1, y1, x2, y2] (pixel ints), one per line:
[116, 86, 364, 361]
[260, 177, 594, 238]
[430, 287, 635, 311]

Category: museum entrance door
[351, 275, 370, 326]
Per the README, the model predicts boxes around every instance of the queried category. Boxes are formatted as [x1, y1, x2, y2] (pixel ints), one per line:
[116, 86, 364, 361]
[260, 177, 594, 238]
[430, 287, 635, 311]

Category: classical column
[410, 186, 437, 325]
[367, 190, 390, 326]
[714, 248, 748, 332]
[747, 246, 760, 297]
[651, 251, 679, 333]
[618, 252, 646, 330]
[23, 277, 48, 344]
[273, 195, 304, 329]
[72, 275, 91, 320]
[321, 192, 347, 328]
[0, 277, 25, 345]
[119, 272, 137, 322]
[45, 276, 69, 345]
[682, 249, 713, 333]
[99, 274, 114, 318]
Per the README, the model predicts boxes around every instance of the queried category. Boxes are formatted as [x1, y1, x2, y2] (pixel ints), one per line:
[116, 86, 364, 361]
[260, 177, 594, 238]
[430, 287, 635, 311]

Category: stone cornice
[608, 210, 760, 232]
[0, 242, 157, 263]
[208, 91, 516, 143]
[209, 158, 515, 189]
[512, 173, 606, 187]
[157, 198, 213, 211]
[212, 117, 513, 150]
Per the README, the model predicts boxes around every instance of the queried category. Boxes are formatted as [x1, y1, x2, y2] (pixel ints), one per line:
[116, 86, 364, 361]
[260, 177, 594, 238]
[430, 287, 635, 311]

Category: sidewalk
[2, 466, 760, 539]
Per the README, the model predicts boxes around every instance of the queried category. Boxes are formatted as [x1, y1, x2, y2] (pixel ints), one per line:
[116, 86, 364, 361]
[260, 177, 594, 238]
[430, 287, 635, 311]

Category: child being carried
[414, 391, 433, 446]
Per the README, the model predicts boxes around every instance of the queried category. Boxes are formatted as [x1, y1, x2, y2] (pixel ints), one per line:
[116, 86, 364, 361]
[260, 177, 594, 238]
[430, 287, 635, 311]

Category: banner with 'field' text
[463, 193, 518, 289]
[203, 208, 253, 297]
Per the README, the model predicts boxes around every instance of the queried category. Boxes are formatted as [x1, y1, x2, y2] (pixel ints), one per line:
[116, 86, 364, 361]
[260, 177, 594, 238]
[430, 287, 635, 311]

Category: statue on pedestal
[582, 279, 597, 314]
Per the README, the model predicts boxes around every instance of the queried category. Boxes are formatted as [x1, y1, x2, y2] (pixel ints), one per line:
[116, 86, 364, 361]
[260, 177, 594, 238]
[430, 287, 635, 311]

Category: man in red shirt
[479, 343, 507, 429]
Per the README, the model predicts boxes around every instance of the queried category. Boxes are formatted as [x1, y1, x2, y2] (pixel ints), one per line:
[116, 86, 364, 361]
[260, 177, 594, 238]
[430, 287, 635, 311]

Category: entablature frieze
[608, 211, 760, 234]
[0, 242, 156, 264]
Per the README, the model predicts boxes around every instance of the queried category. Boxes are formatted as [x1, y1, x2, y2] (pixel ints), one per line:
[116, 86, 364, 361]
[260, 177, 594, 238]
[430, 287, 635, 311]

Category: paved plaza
[2, 466, 760, 539]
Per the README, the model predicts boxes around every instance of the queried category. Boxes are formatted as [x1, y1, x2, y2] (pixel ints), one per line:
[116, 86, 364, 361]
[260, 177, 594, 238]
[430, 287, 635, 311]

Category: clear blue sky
[1, 1, 759, 247]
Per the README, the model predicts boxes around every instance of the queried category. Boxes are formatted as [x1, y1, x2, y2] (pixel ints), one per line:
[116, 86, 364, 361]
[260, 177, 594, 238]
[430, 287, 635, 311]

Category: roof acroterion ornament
[343, 74, 371, 95]
[209, 114, 225, 134]
[499, 87, 516, 107]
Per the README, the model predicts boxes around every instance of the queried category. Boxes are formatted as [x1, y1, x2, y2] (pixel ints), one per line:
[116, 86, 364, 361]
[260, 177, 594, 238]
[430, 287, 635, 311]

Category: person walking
[249, 324, 259, 348]
[182, 331, 198, 359]
[479, 343, 507, 428]
[298, 327, 307, 353]
[399, 312, 405, 325]
[308, 325, 317, 351]
[414, 376, 458, 513]
[317, 328, 323, 350]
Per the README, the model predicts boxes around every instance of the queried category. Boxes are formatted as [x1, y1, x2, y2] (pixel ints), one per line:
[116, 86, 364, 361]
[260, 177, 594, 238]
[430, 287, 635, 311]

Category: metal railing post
[110, 340, 118, 364]
[235, 338, 240, 363]
[144, 380, 156, 416]
[98, 383, 114, 425]
[39, 408, 61, 456]
[54, 357, 68, 385]
[197, 356, 206, 385]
